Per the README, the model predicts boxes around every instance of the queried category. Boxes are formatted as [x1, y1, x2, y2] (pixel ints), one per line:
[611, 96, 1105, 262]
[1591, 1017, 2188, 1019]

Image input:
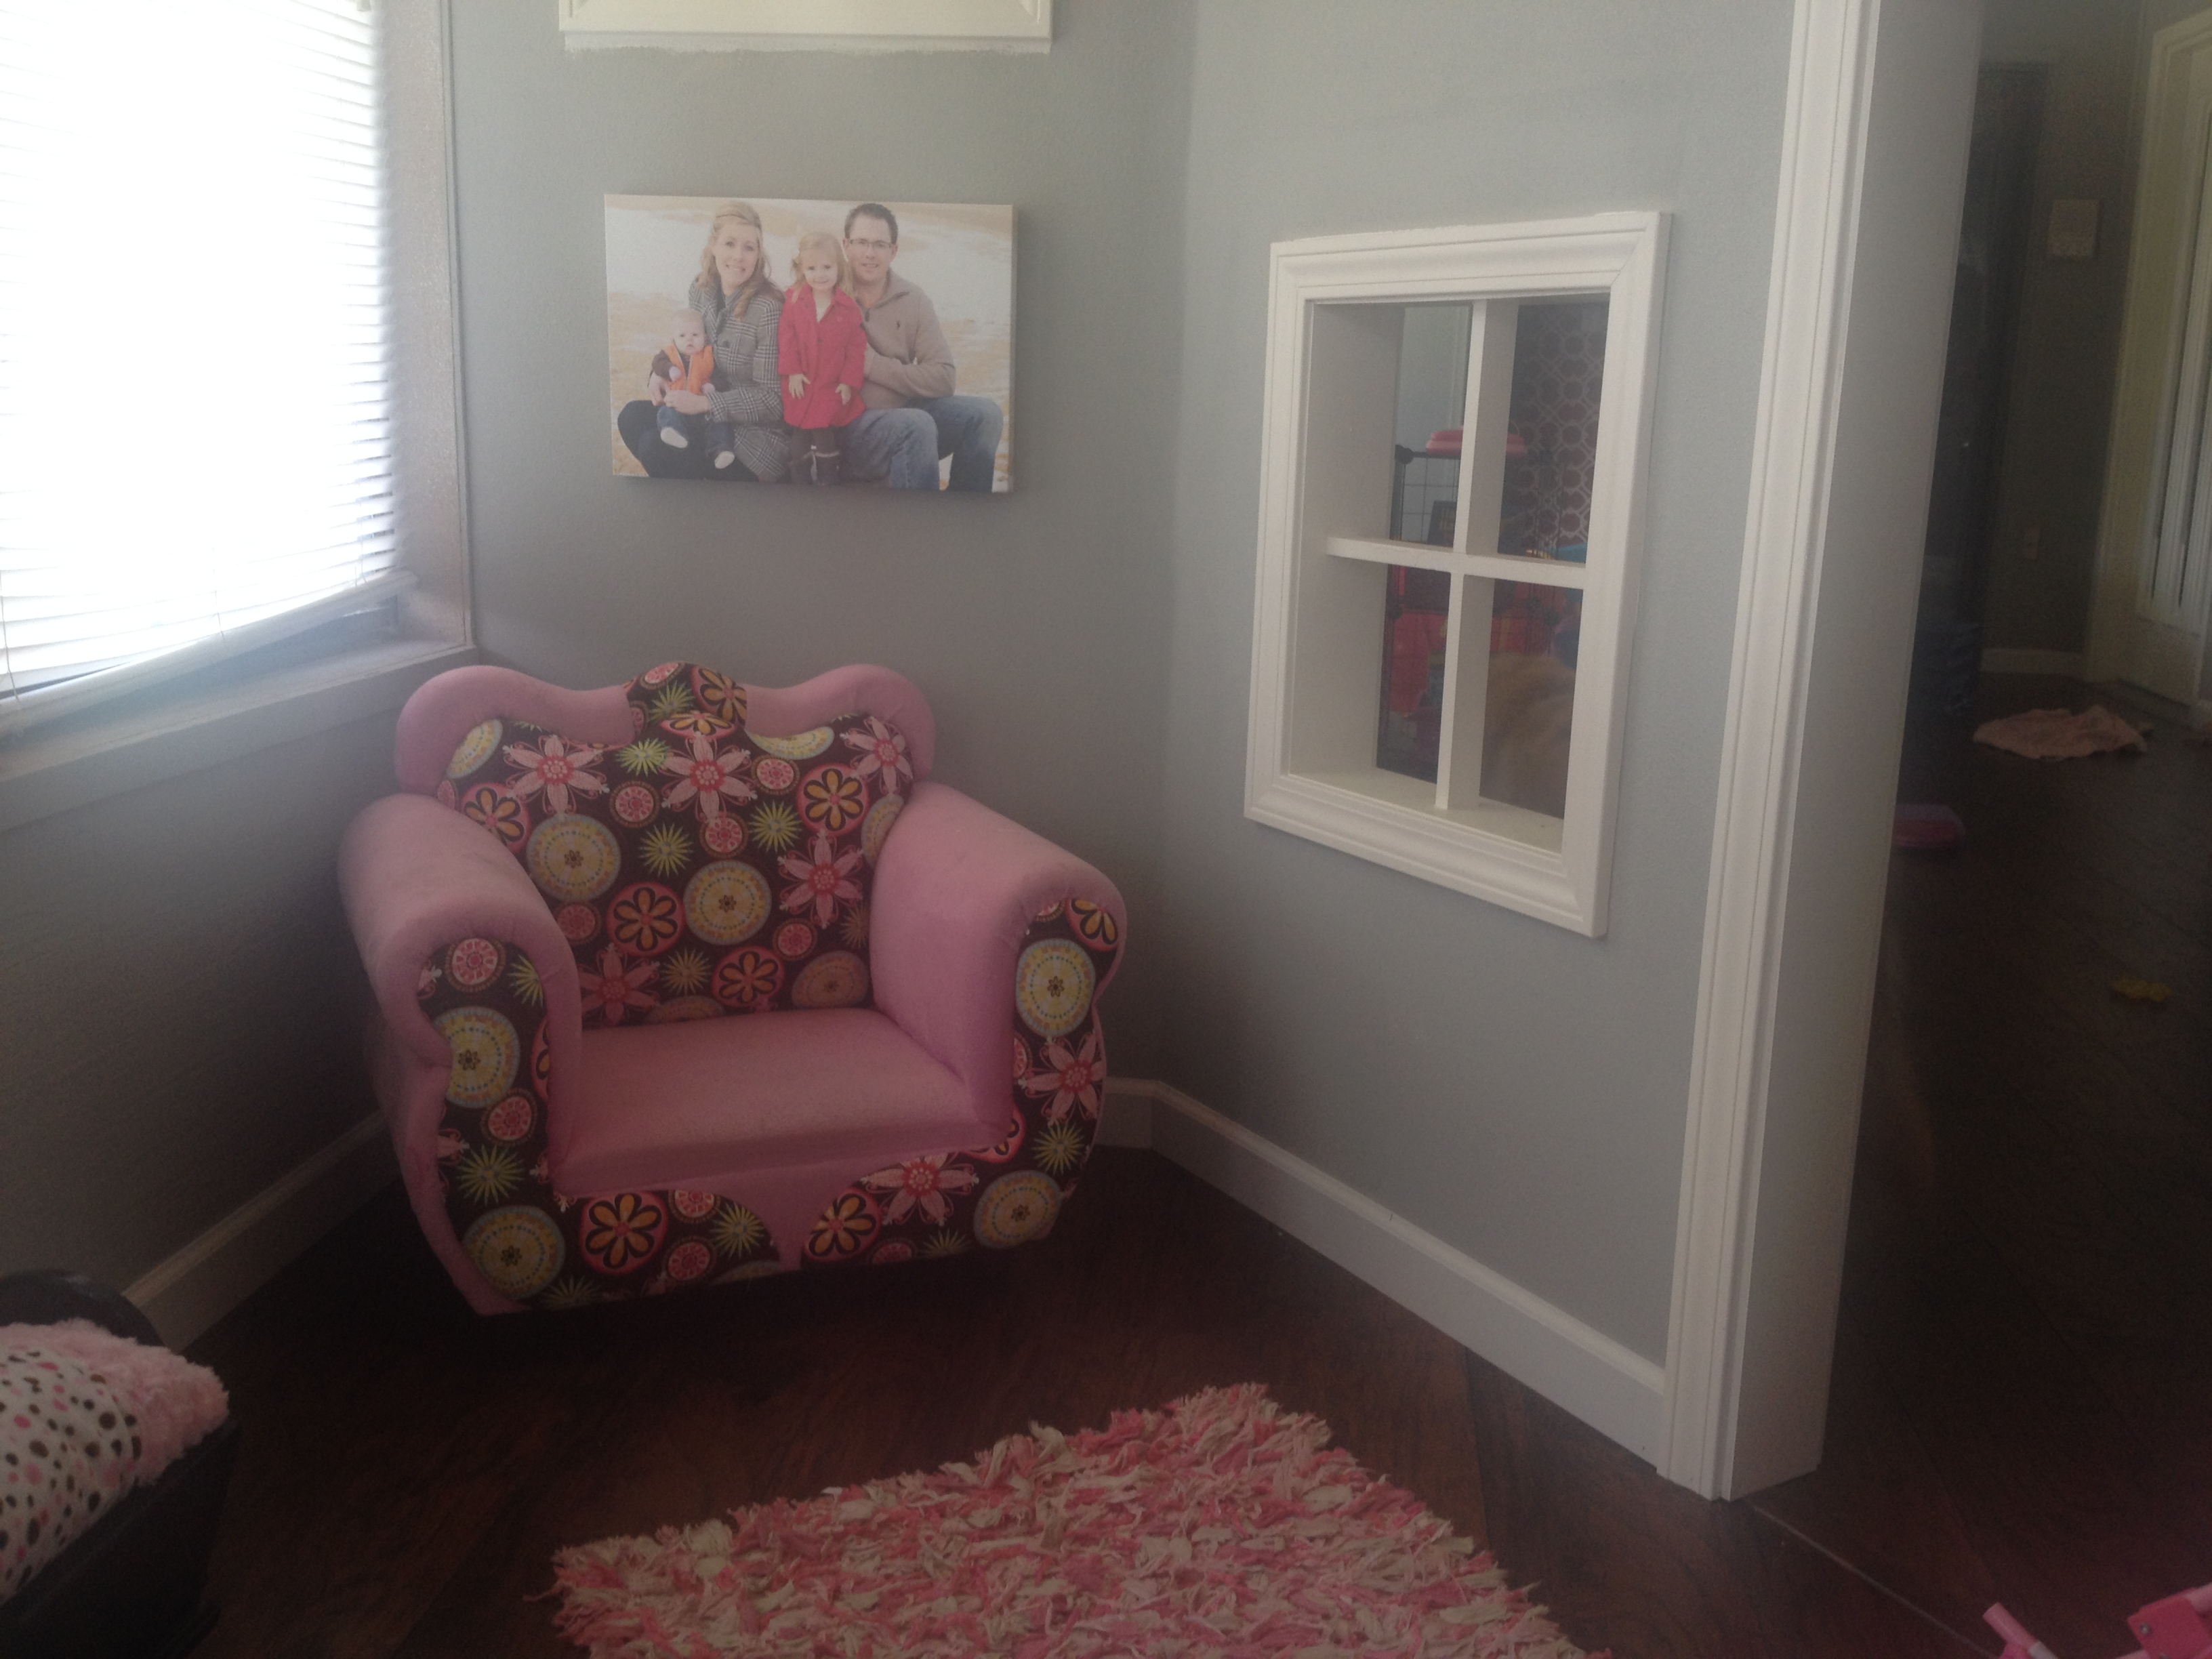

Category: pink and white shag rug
[550, 1383, 1599, 1657]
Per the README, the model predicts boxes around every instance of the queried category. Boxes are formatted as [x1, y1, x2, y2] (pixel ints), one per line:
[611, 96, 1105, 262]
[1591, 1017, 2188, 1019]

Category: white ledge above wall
[1244, 213, 1670, 937]
[558, 0, 1050, 52]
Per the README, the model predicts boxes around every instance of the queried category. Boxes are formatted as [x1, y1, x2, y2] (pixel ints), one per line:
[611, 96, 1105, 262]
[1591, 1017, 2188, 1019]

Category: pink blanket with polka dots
[0, 1319, 228, 1603]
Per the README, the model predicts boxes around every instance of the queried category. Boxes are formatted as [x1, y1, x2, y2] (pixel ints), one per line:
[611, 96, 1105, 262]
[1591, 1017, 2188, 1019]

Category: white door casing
[2089, 8, 2212, 701]
[1661, 0, 1982, 1498]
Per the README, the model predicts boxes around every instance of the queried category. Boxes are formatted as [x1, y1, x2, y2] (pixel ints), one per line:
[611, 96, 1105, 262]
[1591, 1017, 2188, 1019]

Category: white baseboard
[1980, 647, 2085, 678]
[1101, 1078, 1666, 1462]
[126, 1113, 396, 1350]
[123, 1081, 1668, 1466]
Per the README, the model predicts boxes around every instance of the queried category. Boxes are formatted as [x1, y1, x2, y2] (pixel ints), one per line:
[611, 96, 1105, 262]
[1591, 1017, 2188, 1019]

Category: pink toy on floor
[1988, 1583, 2212, 1659]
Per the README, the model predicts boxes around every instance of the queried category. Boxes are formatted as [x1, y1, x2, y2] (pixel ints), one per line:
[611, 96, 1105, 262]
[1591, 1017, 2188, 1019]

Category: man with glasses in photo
[838, 203, 1006, 492]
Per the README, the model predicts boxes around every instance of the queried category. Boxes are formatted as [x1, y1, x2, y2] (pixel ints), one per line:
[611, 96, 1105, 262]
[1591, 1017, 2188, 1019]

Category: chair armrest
[339, 796, 582, 1167]
[871, 781, 1125, 1126]
[340, 796, 578, 1059]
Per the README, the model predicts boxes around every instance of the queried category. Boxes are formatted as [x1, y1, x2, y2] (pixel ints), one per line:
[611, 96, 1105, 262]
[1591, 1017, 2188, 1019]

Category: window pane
[1498, 300, 1608, 561]
[1391, 304, 1471, 545]
[1483, 583, 1579, 817]
[0, 1, 394, 705]
[1376, 565, 1450, 781]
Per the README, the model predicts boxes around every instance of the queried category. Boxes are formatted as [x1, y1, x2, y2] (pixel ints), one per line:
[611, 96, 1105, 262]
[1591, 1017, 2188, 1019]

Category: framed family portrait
[604, 195, 1015, 493]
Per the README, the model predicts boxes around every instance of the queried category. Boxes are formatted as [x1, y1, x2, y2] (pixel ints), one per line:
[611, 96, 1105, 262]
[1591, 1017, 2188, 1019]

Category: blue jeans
[912, 394, 1004, 492]
[842, 409, 939, 489]
[842, 396, 1004, 491]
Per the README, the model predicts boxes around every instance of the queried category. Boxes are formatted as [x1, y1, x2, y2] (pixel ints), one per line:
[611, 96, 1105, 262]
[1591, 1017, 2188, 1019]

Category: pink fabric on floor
[1973, 705, 2148, 759]
[561, 1009, 983, 1195]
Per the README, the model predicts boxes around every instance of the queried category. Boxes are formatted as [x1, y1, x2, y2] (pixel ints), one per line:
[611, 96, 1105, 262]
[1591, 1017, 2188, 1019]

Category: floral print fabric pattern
[417, 933, 779, 1310]
[436, 664, 891, 1025]
[418, 664, 1124, 1309]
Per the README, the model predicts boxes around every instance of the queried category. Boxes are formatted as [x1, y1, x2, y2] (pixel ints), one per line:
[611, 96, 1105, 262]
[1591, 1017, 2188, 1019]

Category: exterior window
[0, 1, 404, 735]
[1244, 214, 1668, 935]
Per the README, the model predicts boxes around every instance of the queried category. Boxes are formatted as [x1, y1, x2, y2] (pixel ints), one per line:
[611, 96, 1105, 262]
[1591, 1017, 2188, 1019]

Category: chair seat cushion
[559, 1009, 985, 1195]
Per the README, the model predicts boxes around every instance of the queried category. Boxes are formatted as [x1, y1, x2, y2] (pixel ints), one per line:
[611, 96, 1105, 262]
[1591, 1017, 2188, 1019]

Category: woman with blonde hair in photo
[616, 201, 787, 481]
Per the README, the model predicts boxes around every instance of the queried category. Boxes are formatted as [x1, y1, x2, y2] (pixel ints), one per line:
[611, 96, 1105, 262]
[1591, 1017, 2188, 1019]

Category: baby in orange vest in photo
[651, 309, 736, 470]
[777, 231, 867, 485]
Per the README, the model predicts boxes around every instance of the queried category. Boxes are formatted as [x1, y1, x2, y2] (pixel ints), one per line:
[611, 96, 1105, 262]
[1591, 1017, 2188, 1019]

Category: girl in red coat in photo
[778, 231, 867, 485]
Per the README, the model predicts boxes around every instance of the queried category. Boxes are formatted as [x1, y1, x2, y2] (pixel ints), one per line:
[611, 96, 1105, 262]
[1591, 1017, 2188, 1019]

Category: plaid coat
[689, 276, 786, 483]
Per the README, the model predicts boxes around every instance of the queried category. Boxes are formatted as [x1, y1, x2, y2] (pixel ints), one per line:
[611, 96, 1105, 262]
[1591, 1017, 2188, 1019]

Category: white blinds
[0, 0, 395, 721]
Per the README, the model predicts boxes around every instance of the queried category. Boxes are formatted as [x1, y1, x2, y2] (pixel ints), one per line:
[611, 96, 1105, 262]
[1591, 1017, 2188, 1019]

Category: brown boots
[787, 427, 843, 486]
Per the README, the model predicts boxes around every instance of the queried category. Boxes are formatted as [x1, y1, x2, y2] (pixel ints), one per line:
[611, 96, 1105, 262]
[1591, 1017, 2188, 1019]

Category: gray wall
[1154, 0, 1794, 1362]
[445, 2, 1198, 1078]
[0, 714, 394, 1287]
[2, 5, 1808, 1376]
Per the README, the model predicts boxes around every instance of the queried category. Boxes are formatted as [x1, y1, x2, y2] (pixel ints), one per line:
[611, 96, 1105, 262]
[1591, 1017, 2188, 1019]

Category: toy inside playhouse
[1375, 299, 1607, 821]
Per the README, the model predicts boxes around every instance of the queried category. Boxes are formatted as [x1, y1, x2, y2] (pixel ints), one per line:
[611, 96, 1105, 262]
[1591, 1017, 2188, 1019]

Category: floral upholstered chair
[338, 661, 1124, 1312]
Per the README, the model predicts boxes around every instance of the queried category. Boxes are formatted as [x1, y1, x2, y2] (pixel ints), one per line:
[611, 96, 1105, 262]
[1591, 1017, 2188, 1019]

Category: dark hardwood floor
[186, 673, 2212, 1658]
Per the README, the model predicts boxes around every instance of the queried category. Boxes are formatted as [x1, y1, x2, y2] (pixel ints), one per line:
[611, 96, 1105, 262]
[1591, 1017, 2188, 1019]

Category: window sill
[1247, 768, 1588, 933]
[0, 636, 476, 835]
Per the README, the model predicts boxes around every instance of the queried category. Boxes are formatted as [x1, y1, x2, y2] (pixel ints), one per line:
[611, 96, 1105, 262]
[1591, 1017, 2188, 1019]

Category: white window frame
[558, 0, 1050, 52]
[1244, 212, 1667, 937]
[0, 0, 472, 832]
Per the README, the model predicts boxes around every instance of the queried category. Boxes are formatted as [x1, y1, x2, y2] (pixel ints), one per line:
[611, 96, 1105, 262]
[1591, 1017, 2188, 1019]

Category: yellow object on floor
[2112, 977, 2172, 1003]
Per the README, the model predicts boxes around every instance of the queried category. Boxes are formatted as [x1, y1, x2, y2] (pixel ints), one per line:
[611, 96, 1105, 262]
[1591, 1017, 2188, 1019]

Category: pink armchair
[339, 661, 1124, 1313]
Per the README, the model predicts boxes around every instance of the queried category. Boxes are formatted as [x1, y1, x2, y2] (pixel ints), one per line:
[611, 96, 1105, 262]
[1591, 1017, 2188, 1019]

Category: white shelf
[1246, 212, 1670, 936]
[1326, 535, 1593, 589]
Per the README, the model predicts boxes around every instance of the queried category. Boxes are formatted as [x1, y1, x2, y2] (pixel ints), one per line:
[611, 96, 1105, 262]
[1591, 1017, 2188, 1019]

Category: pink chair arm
[870, 781, 1125, 1128]
[338, 795, 583, 1166]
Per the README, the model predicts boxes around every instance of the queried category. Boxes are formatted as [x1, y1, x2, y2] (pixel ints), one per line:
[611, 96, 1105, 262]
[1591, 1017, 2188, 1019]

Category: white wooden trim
[2087, 7, 2212, 688]
[121, 1078, 1663, 1458]
[1326, 536, 1592, 589]
[1244, 212, 1668, 937]
[1662, 0, 1980, 1498]
[1979, 647, 2085, 678]
[1660, 0, 1876, 1500]
[558, 0, 1050, 52]
[0, 641, 474, 836]
[126, 1115, 396, 1349]
[1104, 1080, 1665, 1458]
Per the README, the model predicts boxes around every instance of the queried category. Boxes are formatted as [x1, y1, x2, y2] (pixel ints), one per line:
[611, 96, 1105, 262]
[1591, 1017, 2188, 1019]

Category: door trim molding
[1662, 0, 1980, 1498]
[1658, 0, 1881, 1499]
[2085, 7, 2212, 691]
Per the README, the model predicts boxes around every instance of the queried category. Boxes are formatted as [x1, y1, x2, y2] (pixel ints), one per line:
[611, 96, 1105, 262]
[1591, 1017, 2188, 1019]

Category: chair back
[426, 661, 916, 1023]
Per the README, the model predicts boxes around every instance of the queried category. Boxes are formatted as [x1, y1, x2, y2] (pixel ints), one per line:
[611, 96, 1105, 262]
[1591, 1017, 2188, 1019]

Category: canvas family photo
[605, 194, 1014, 492]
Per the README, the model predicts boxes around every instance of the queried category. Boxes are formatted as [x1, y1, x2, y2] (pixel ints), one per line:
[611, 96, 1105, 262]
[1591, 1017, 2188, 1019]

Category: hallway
[1752, 673, 2212, 1654]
